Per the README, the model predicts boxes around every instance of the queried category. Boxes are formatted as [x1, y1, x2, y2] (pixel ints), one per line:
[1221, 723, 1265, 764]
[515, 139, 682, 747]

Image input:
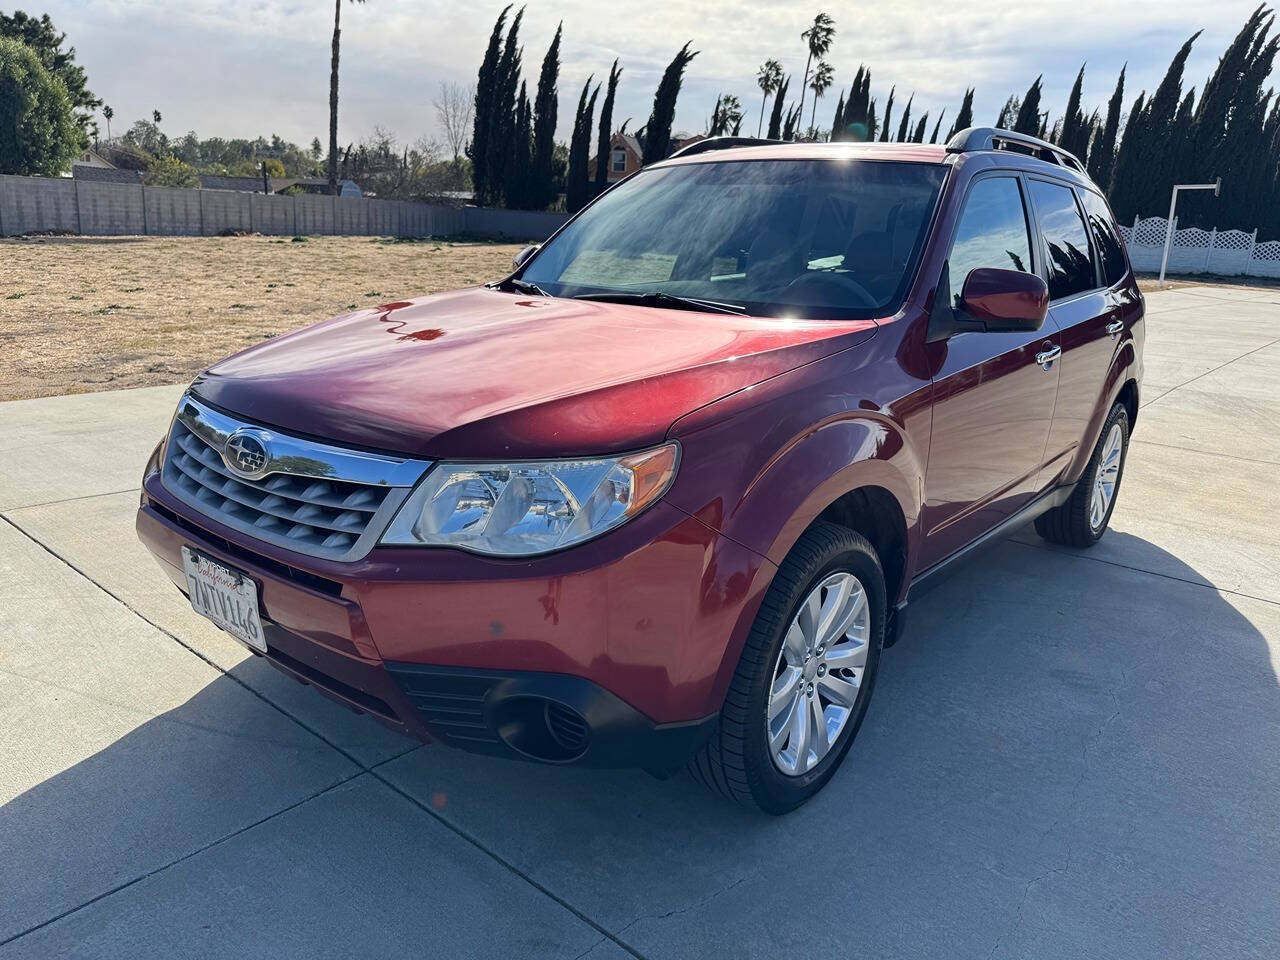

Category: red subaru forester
[137, 128, 1143, 813]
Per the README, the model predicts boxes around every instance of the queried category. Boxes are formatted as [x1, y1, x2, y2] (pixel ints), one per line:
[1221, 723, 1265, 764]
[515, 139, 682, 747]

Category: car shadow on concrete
[4, 535, 1278, 959]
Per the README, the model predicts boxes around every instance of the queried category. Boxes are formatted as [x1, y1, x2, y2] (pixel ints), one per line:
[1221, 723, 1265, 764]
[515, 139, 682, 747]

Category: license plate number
[181, 547, 266, 653]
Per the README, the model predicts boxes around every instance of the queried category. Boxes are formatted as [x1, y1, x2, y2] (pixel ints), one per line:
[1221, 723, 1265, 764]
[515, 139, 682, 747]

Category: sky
[30, 0, 1276, 153]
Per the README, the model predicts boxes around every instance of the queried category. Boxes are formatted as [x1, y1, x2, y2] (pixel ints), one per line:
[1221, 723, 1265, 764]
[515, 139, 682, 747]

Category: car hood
[192, 286, 878, 459]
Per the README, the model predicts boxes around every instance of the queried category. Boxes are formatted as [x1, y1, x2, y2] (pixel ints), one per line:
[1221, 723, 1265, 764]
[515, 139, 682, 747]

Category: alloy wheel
[767, 571, 871, 777]
[1090, 423, 1124, 531]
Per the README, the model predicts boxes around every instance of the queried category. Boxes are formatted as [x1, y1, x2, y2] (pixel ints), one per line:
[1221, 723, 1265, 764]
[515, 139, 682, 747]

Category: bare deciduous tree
[434, 80, 475, 165]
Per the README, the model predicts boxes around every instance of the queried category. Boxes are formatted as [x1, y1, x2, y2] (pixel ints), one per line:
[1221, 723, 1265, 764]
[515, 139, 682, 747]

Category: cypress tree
[485, 6, 524, 206]
[1109, 91, 1146, 219]
[783, 103, 802, 140]
[594, 59, 621, 193]
[507, 82, 532, 208]
[529, 23, 561, 210]
[1058, 64, 1088, 156]
[1013, 76, 1043, 134]
[831, 92, 845, 141]
[566, 78, 598, 213]
[767, 75, 790, 139]
[880, 87, 895, 141]
[867, 98, 878, 142]
[642, 42, 698, 164]
[896, 93, 913, 142]
[995, 95, 1015, 129]
[930, 109, 946, 143]
[911, 113, 928, 143]
[1087, 65, 1125, 190]
[948, 88, 973, 138]
[838, 66, 869, 141]
[469, 5, 511, 206]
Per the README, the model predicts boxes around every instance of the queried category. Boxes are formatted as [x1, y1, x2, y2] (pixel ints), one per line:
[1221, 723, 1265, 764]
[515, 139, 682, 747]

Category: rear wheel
[688, 522, 885, 814]
[1035, 402, 1129, 547]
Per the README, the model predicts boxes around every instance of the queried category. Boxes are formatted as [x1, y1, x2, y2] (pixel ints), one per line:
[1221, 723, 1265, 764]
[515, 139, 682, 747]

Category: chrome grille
[161, 395, 431, 561]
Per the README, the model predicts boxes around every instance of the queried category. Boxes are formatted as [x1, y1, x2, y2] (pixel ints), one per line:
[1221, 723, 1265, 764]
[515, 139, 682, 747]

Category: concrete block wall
[334, 196, 367, 235]
[0, 175, 77, 234]
[0, 175, 567, 242]
[198, 190, 252, 236]
[463, 207, 567, 240]
[77, 181, 146, 235]
[250, 194, 295, 235]
[294, 194, 335, 235]
[143, 186, 201, 236]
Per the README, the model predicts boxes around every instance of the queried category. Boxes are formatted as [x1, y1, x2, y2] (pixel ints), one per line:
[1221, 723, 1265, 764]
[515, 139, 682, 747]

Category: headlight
[380, 443, 679, 556]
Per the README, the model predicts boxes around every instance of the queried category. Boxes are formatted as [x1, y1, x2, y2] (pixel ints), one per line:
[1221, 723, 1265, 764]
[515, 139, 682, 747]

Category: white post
[1246, 228, 1258, 277]
[1159, 202, 1178, 285]
[1159, 179, 1222, 287]
[1204, 228, 1216, 273]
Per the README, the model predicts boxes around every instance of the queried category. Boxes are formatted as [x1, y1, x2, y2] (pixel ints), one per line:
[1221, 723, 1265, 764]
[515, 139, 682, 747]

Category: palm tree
[798, 12, 835, 127]
[329, 0, 367, 195]
[756, 59, 783, 137]
[808, 60, 834, 133]
[102, 104, 113, 141]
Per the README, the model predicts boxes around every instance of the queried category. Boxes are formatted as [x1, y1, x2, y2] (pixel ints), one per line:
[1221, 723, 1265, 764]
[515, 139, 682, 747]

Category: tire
[688, 522, 885, 815]
[1034, 402, 1130, 548]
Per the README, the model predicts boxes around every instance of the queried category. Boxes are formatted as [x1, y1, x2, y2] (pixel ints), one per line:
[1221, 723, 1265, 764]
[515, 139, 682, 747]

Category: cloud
[45, 0, 1269, 149]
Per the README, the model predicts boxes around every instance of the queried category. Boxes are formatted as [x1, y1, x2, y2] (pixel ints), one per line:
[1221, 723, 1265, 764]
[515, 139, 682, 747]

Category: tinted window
[1081, 190, 1128, 286]
[947, 177, 1033, 307]
[521, 159, 946, 320]
[1028, 179, 1096, 300]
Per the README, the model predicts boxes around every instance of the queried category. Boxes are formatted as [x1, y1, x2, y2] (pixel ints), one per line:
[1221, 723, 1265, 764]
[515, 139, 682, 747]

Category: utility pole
[1159, 178, 1222, 286]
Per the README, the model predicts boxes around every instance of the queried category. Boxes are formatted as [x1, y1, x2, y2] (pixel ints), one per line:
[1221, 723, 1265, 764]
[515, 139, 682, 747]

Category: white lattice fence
[1118, 215, 1266, 277]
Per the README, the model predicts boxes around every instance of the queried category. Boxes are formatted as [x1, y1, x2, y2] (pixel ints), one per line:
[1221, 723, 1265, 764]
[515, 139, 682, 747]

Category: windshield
[520, 158, 946, 319]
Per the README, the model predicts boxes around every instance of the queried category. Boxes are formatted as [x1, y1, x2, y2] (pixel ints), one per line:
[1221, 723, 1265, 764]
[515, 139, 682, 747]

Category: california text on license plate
[181, 546, 266, 653]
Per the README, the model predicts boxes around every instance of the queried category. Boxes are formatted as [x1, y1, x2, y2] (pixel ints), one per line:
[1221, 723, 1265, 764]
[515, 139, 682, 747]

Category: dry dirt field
[0, 235, 525, 401]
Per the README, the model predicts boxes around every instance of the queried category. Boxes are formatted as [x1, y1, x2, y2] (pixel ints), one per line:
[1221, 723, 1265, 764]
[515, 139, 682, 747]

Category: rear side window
[1081, 190, 1128, 286]
[947, 177, 1034, 307]
[1028, 179, 1096, 300]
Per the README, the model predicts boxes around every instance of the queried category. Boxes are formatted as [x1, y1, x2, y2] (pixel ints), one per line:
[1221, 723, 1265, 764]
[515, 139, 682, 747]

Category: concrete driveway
[3, 286, 1278, 959]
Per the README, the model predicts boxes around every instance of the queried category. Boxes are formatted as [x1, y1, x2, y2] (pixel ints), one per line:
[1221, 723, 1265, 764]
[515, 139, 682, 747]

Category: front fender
[664, 341, 925, 580]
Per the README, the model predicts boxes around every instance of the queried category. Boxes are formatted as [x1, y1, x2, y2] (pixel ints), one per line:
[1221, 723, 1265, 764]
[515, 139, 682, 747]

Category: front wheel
[1035, 402, 1130, 547]
[688, 522, 885, 814]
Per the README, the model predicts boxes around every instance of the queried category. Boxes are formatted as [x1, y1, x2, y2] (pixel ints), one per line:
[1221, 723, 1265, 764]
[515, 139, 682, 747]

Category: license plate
[181, 547, 266, 653]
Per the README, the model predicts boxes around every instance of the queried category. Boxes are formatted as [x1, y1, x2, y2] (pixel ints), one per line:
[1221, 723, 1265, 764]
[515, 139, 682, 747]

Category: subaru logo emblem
[224, 429, 271, 479]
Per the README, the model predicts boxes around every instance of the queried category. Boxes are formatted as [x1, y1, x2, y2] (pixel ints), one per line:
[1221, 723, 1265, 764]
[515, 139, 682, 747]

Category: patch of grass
[6, 292, 24, 300]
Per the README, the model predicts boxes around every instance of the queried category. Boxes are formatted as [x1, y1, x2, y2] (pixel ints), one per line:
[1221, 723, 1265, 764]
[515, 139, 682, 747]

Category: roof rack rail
[945, 126, 1086, 174]
[668, 136, 782, 159]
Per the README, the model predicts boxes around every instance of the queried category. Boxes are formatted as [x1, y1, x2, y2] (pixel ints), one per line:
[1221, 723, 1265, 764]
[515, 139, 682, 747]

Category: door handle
[1035, 344, 1062, 368]
[1106, 319, 1124, 338]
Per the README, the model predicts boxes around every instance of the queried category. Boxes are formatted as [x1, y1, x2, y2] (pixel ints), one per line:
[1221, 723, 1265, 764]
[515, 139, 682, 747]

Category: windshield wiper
[573, 291, 747, 315]
[490, 277, 550, 296]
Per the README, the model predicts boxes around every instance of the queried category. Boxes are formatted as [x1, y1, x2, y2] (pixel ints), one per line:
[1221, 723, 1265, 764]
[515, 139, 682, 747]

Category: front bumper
[137, 459, 771, 768]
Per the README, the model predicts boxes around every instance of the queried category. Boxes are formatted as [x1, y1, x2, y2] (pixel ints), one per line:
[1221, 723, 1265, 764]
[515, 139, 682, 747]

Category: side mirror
[926, 263, 1048, 343]
[512, 243, 541, 270]
[961, 267, 1049, 333]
